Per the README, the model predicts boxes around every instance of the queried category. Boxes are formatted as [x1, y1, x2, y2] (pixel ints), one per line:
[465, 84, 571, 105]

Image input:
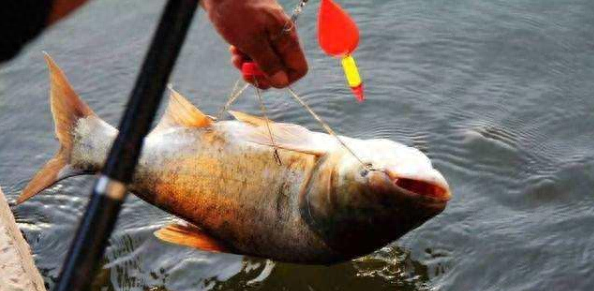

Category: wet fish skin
[17, 54, 451, 264]
[131, 124, 338, 262]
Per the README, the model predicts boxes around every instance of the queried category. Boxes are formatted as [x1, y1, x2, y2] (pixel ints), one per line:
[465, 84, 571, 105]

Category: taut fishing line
[253, 79, 283, 166]
[216, 0, 370, 169]
[216, 80, 249, 120]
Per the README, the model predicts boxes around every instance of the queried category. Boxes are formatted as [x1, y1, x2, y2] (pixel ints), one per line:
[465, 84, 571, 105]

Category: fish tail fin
[17, 53, 97, 204]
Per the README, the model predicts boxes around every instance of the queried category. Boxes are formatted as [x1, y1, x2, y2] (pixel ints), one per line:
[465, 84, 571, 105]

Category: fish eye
[360, 169, 369, 177]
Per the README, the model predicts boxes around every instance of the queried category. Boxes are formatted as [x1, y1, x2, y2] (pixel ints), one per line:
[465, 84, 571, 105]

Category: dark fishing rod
[53, 0, 198, 290]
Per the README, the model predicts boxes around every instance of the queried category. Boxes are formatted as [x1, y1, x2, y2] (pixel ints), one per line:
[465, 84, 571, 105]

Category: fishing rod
[53, 0, 198, 290]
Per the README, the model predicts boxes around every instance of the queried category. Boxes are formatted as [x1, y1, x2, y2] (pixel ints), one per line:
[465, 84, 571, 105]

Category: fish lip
[392, 183, 450, 207]
[381, 169, 452, 206]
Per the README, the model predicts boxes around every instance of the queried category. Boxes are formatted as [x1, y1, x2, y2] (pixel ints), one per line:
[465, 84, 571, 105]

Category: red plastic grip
[241, 62, 264, 78]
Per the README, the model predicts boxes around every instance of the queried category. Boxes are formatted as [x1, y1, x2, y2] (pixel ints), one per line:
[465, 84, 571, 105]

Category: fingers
[270, 25, 308, 85]
[252, 77, 271, 89]
[243, 39, 289, 88]
[225, 7, 309, 90]
[229, 46, 271, 89]
[230, 46, 247, 69]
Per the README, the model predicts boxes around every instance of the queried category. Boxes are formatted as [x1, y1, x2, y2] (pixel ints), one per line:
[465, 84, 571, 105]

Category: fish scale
[16, 55, 451, 264]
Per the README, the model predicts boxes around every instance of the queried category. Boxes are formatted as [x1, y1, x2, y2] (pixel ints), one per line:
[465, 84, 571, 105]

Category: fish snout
[370, 166, 451, 207]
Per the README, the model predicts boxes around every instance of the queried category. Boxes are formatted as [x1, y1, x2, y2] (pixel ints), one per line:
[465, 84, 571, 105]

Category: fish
[17, 54, 451, 265]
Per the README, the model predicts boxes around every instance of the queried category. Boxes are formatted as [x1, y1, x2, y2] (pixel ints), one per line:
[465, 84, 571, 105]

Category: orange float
[318, 0, 364, 101]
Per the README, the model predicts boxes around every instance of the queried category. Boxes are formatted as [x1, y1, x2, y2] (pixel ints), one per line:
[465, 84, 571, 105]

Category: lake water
[1, 0, 593, 290]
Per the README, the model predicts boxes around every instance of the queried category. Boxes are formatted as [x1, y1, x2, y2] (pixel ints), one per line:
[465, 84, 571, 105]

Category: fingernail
[270, 71, 289, 87]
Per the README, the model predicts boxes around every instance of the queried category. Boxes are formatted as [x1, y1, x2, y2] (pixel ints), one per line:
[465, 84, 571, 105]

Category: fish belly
[129, 124, 338, 263]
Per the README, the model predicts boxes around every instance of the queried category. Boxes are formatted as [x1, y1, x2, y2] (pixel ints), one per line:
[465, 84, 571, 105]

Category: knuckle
[241, 38, 267, 57]
[274, 33, 300, 55]
[275, 37, 294, 52]
[266, 3, 286, 17]
[299, 63, 309, 77]
[263, 63, 283, 76]
[292, 66, 307, 81]
[252, 54, 282, 75]
[270, 82, 286, 89]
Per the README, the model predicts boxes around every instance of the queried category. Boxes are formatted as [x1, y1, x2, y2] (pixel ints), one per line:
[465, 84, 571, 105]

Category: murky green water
[1, 0, 594, 290]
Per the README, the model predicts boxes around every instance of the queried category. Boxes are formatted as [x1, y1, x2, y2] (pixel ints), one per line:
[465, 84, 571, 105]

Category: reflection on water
[91, 229, 431, 291]
[2, 0, 594, 290]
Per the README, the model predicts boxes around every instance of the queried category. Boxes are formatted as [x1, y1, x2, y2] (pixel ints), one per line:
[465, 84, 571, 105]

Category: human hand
[202, 0, 308, 89]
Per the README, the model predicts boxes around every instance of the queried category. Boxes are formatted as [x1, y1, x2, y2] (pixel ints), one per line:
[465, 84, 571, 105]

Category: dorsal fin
[228, 110, 272, 127]
[152, 87, 213, 133]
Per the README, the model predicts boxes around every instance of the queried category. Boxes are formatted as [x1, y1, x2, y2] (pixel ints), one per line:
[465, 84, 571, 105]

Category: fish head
[339, 138, 451, 211]
[303, 138, 451, 259]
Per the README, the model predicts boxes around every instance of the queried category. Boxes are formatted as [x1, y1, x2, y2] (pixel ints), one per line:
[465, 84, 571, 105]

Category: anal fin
[154, 223, 228, 253]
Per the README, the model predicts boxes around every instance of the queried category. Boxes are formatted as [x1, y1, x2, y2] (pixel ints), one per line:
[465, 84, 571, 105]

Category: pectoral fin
[155, 223, 228, 253]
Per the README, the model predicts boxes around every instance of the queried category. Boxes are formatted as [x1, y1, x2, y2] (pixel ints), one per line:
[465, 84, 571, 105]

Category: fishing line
[286, 87, 370, 169]
[217, 81, 369, 169]
[217, 0, 308, 119]
[229, 78, 241, 100]
[285, 0, 309, 31]
[216, 77, 282, 165]
[217, 0, 369, 169]
[216, 80, 249, 120]
[253, 79, 283, 166]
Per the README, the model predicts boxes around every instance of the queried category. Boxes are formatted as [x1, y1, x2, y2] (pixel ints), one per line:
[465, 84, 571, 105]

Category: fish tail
[17, 53, 99, 204]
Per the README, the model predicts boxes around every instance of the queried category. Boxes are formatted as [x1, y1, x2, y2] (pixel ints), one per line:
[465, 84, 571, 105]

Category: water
[1, 0, 593, 290]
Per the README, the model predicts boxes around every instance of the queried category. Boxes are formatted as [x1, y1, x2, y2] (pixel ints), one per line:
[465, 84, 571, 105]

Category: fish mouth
[385, 169, 451, 207]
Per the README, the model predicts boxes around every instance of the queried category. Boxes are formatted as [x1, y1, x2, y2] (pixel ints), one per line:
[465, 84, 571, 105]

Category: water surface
[1, 0, 593, 290]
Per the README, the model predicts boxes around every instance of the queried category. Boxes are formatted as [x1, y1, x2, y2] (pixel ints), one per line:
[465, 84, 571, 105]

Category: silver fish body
[18, 55, 451, 264]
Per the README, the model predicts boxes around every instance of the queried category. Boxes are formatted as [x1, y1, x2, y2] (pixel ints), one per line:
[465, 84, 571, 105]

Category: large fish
[17, 55, 451, 264]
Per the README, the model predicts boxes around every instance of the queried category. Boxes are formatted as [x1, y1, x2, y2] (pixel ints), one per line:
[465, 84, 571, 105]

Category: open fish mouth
[385, 170, 451, 207]
[394, 178, 450, 202]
